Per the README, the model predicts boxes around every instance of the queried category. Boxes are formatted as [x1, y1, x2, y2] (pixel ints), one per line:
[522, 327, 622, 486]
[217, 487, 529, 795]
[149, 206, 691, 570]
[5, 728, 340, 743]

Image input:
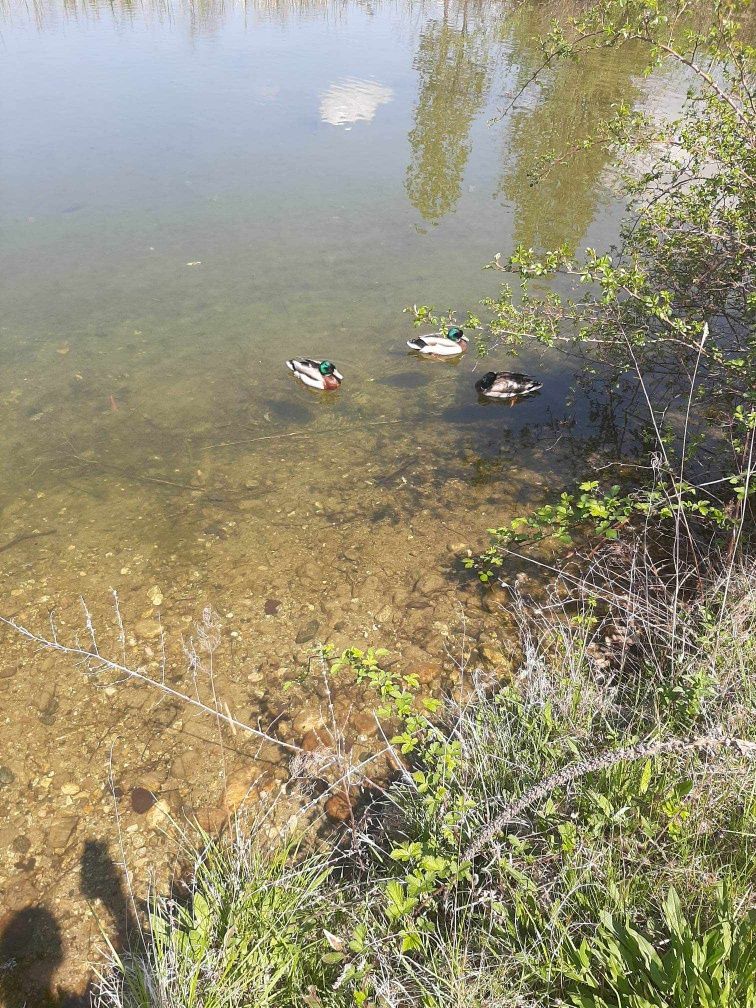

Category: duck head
[319, 359, 342, 389]
[477, 371, 497, 391]
[447, 326, 467, 344]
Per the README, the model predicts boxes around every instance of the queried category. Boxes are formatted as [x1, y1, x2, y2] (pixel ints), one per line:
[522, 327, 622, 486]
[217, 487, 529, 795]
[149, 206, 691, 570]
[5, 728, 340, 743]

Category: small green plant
[562, 886, 756, 1008]
[97, 831, 340, 1008]
[463, 477, 746, 583]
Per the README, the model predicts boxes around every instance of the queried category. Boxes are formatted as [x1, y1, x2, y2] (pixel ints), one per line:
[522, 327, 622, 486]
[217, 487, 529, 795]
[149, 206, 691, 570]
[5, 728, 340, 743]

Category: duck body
[475, 371, 542, 399]
[286, 358, 343, 391]
[407, 326, 468, 357]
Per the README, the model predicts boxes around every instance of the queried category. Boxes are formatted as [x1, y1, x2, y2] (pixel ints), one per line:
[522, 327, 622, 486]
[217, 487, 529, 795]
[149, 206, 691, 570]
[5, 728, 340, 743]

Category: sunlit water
[0, 0, 656, 994]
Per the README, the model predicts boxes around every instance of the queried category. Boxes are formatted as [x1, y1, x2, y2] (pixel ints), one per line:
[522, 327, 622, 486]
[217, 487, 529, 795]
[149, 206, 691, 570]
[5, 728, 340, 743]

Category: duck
[475, 371, 542, 399]
[407, 326, 468, 357]
[286, 358, 343, 391]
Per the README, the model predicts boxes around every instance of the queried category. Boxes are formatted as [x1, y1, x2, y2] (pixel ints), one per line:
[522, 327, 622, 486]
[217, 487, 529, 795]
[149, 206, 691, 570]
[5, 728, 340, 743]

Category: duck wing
[407, 334, 462, 355]
[287, 358, 322, 380]
[486, 372, 543, 397]
[419, 335, 456, 349]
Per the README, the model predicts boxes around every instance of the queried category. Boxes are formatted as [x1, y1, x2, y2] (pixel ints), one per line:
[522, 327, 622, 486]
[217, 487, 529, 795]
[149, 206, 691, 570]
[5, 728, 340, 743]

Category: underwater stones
[477, 642, 513, 676]
[302, 727, 334, 751]
[330, 583, 352, 605]
[0, 766, 16, 788]
[263, 598, 281, 616]
[295, 619, 320, 645]
[47, 814, 80, 852]
[12, 834, 31, 855]
[146, 798, 172, 830]
[134, 618, 162, 640]
[351, 710, 378, 736]
[324, 790, 352, 823]
[447, 541, 469, 554]
[149, 702, 181, 730]
[224, 772, 260, 811]
[292, 708, 325, 736]
[414, 573, 447, 596]
[31, 685, 58, 722]
[407, 662, 441, 686]
[130, 787, 157, 814]
[481, 595, 503, 615]
[170, 752, 196, 780]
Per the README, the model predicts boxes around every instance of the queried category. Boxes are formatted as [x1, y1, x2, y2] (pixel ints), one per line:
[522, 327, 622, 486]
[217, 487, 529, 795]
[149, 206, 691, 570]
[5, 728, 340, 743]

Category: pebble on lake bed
[135, 618, 162, 640]
[130, 787, 157, 814]
[324, 791, 353, 823]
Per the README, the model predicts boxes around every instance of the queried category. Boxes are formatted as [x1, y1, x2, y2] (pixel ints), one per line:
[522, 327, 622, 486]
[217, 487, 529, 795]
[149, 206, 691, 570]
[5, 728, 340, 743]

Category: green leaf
[638, 759, 653, 795]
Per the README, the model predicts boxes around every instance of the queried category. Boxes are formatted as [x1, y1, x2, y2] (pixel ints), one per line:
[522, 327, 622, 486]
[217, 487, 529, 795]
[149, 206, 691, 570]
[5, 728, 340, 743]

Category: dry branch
[464, 734, 756, 861]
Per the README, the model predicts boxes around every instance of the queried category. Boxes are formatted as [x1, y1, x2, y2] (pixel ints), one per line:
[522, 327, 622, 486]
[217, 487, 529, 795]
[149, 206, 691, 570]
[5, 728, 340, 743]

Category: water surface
[0, 0, 653, 994]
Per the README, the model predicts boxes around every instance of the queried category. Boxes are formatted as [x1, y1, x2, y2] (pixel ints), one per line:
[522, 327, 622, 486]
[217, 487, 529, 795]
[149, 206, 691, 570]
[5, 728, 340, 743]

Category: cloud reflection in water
[319, 77, 393, 127]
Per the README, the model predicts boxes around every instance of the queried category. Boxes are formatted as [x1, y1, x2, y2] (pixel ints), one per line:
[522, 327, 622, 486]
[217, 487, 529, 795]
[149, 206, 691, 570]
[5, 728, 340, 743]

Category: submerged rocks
[351, 710, 378, 736]
[47, 815, 80, 852]
[413, 573, 447, 596]
[224, 768, 264, 812]
[295, 619, 320, 645]
[478, 642, 514, 677]
[302, 727, 334, 751]
[324, 791, 352, 823]
[0, 766, 16, 788]
[134, 618, 162, 641]
[292, 708, 325, 737]
[130, 787, 157, 814]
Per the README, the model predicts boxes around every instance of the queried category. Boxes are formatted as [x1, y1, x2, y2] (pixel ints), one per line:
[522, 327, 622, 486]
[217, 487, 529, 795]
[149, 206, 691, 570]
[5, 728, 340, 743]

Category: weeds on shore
[94, 538, 755, 1008]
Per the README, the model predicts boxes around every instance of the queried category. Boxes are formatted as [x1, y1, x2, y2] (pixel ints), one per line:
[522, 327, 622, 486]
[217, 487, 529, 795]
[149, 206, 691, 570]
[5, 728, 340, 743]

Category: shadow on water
[0, 906, 86, 1007]
[80, 840, 141, 953]
[0, 840, 140, 1007]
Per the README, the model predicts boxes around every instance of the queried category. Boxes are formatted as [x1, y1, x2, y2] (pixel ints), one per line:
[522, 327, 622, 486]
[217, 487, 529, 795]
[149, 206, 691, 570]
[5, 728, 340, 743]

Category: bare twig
[0, 613, 305, 756]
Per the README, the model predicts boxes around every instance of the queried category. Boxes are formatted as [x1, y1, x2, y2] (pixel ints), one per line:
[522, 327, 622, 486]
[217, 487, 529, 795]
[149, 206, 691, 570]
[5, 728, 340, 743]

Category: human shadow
[80, 839, 141, 955]
[0, 839, 145, 1007]
[0, 905, 88, 1007]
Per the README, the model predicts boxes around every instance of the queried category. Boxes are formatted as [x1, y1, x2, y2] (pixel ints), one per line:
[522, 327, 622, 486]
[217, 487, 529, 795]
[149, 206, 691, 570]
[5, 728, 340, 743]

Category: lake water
[0, 0, 655, 997]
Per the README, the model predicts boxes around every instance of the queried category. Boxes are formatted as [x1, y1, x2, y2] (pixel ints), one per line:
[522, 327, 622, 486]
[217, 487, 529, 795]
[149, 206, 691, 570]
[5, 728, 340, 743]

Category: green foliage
[409, 0, 755, 545]
[463, 476, 749, 583]
[97, 562, 755, 1007]
[563, 886, 756, 1008]
[470, 0, 753, 384]
[101, 834, 340, 1008]
[329, 610, 755, 1003]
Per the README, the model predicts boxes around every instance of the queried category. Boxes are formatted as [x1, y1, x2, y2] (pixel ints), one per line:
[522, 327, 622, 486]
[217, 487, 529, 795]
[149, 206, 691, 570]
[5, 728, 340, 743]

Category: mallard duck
[475, 371, 542, 399]
[407, 326, 468, 357]
[286, 358, 343, 391]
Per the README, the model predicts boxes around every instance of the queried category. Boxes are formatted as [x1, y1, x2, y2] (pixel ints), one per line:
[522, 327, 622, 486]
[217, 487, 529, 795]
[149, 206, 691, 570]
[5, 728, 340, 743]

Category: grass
[93, 541, 755, 1008]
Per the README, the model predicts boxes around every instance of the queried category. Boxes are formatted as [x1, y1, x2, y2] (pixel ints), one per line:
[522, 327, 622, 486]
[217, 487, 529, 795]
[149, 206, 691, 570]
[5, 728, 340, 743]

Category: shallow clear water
[0, 0, 655, 994]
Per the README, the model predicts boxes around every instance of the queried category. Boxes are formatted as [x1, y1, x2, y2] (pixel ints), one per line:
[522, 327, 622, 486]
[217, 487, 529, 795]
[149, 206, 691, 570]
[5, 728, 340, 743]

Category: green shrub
[562, 886, 756, 1008]
[97, 832, 341, 1008]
